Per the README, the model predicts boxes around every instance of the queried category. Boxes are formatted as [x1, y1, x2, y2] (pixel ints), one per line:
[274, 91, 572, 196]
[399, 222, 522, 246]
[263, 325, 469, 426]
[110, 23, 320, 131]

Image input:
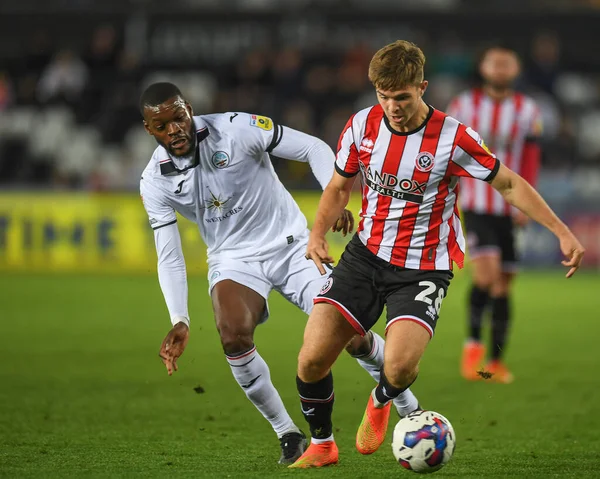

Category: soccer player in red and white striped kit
[447, 44, 543, 383]
[288, 40, 584, 468]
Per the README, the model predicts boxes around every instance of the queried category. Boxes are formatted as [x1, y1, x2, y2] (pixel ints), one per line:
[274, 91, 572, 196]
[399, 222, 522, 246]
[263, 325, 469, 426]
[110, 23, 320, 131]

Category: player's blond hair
[368, 40, 426, 91]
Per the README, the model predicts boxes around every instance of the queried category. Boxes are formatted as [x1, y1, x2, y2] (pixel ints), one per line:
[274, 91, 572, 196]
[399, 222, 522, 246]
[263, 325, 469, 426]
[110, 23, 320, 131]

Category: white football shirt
[140, 112, 335, 325]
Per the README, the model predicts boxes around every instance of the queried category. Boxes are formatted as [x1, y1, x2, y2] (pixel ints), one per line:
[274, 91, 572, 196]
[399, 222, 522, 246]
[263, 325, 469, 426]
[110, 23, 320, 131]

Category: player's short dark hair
[477, 41, 520, 65]
[139, 82, 184, 116]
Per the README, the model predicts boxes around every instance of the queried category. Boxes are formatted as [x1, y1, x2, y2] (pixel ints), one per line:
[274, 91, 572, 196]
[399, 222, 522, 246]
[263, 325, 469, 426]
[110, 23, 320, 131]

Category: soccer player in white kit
[138, 82, 420, 464]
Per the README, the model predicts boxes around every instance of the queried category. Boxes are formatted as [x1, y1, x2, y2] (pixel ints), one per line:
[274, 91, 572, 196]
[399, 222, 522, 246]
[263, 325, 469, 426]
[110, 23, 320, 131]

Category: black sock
[491, 296, 510, 360]
[374, 370, 414, 405]
[296, 373, 334, 440]
[468, 285, 489, 341]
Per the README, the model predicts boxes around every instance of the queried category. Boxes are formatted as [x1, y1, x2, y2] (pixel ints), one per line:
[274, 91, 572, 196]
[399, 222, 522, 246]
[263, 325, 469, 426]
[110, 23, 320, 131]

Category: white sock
[311, 434, 334, 444]
[226, 346, 300, 438]
[354, 332, 420, 417]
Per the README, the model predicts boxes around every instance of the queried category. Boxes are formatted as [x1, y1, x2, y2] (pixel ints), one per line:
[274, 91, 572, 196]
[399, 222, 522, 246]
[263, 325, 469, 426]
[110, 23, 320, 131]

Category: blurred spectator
[303, 63, 337, 129]
[271, 47, 304, 117]
[12, 29, 54, 106]
[1, 10, 599, 192]
[0, 71, 14, 111]
[430, 32, 471, 78]
[96, 50, 142, 144]
[527, 32, 561, 95]
[37, 49, 89, 106]
[280, 99, 315, 135]
[79, 24, 120, 123]
[85, 24, 119, 73]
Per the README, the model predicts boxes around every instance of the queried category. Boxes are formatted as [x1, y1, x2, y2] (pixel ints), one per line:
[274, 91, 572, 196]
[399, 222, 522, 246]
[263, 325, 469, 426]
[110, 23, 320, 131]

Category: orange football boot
[288, 440, 339, 468]
[461, 341, 486, 381]
[483, 360, 514, 384]
[356, 391, 392, 455]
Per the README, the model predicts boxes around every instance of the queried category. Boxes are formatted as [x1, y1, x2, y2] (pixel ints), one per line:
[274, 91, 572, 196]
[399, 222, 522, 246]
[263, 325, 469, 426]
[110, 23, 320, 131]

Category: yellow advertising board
[0, 192, 362, 274]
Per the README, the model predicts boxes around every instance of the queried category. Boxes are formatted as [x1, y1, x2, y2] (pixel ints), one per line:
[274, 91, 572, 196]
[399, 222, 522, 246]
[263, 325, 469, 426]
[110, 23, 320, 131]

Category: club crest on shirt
[319, 277, 333, 295]
[212, 151, 230, 169]
[250, 115, 273, 131]
[415, 152, 435, 172]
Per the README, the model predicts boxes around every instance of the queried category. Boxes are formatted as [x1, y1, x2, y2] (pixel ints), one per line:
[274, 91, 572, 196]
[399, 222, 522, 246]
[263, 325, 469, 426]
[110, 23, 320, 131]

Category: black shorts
[462, 212, 517, 270]
[315, 235, 453, 338]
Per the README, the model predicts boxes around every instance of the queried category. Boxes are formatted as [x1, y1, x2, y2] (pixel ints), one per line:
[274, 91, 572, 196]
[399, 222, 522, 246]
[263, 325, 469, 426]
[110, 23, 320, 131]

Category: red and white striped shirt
[448, 89, 542, 216]
[336, 104, 499, 271]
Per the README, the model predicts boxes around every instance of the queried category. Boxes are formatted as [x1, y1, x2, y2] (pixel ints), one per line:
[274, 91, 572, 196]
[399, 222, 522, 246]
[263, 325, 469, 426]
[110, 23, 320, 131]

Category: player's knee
[472, 263, 501, 290]
[217, 322, 254, 356]
[491, 283, 509, 297]
[491, 276, 512, 297]
[385, 361, 419, 390]
[297, 349, 330, 383]
[473, 274, 494, 290]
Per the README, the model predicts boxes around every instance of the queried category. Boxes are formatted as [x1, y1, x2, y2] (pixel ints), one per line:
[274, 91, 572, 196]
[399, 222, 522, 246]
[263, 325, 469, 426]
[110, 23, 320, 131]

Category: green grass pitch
[0, 271, 599, 478]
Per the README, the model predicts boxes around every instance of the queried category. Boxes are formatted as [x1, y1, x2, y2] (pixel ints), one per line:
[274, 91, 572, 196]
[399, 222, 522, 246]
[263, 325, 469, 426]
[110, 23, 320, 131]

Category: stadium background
[1, 1, 599, 477]
[1, 0, 600, 273]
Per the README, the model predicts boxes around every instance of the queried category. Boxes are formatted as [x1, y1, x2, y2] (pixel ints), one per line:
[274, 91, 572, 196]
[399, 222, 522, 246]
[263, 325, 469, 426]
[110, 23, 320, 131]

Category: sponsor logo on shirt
[362, 165, 427, 204]
[250, 115, 273, 131]
[532, 117, 543, 136]
[212, 151, 230, 169]
[360, 137, 374, 153]
[479, 139, 493, 155]
[203, 190, 232, 212]
[466, 127, 496, 157]
[201, 189, 243, 223]
[205, 207, 243, 223]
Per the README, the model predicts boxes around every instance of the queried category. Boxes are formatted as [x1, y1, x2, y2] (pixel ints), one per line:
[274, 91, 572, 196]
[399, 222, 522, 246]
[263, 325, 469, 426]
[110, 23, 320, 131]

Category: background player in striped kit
[289, 40, 584, 468]
[447, 44, 543, 383]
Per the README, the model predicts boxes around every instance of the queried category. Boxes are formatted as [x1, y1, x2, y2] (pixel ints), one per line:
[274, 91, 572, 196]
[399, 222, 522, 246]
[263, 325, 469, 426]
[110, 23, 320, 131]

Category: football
[391, 410, 456, 473]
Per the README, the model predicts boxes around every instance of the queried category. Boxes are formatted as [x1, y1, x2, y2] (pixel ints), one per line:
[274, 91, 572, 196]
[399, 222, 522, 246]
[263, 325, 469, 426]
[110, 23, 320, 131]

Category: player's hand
[513, 211, 530, 227]
[306, 233, 334, 275]
[558, 232, 585, 278]
[158, 322, 189, 375]
[331, 209, 355, 236]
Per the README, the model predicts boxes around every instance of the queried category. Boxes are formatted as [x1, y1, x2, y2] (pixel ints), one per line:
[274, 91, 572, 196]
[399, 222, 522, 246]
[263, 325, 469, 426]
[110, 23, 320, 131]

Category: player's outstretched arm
[269, 125, 355, 236]
[489, 163, 585, 277]
[154, 223, 191, 374]
[269, 126, 336, 190]
[306, 171, 355, 274]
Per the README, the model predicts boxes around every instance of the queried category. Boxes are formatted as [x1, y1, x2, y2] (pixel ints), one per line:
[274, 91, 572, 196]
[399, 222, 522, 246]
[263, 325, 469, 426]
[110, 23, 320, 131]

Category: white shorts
[207, 234, 328, 323]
